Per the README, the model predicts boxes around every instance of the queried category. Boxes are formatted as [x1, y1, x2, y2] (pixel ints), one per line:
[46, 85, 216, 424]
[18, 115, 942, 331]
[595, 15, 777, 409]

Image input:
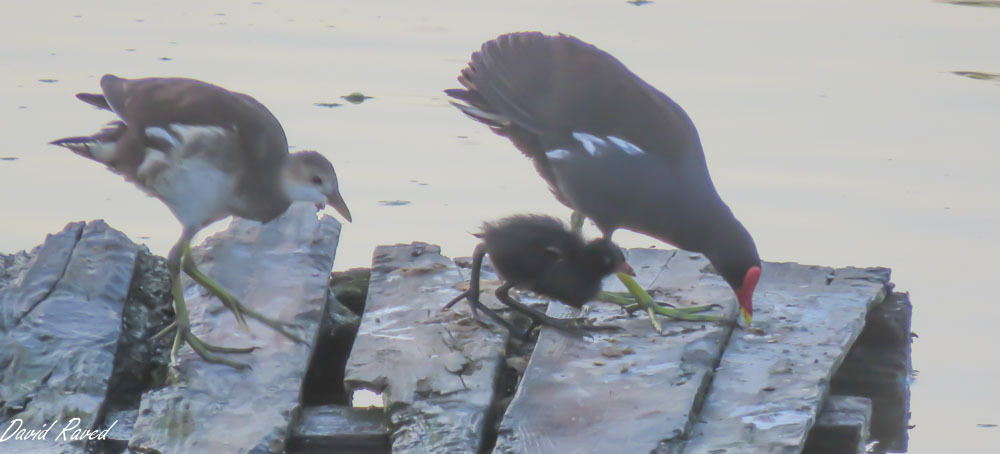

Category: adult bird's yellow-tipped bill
[736, 266, 760, 326]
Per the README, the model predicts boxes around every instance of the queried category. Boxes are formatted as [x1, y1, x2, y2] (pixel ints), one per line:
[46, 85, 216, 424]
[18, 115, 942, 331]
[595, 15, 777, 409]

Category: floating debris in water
[627, 0, 653, 5]
[158, 57, 173, 61]
[341, 92, 373, 104]
[314, 102, 342, 108]
[977, 423, 998, 428]
[125, 48, 136, 52]
[952, 71, 1000, 81]
[938, 0, 1000, 7]
[38, 79, 58, 83]
[0, 157, 19, 161]
[379, 200, 411, 207]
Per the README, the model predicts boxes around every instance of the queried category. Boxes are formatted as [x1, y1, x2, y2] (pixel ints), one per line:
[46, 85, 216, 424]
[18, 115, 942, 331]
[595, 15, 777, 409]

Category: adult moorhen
[446, 33, 761, 328]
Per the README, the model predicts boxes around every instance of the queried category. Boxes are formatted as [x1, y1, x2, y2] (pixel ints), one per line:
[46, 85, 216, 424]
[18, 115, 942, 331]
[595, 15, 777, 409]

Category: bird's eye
[311, 176, 323, 185]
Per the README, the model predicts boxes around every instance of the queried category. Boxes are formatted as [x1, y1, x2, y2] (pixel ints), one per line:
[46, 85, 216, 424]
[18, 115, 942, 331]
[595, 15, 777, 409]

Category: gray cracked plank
[344, 242, 510, 453]
[0, 221, 84, 330]
[803, 395, 873, 454]
[287, 405, 389, 453]
[129, 203, 342, 454]
[493, 249, 737, 454]
[0, 220, 140, 453]
[682, 264, 890, 454]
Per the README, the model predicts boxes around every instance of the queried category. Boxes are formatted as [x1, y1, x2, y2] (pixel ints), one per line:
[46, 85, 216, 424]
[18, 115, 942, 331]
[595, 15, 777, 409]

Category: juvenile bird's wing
[96, 75, 288, 199]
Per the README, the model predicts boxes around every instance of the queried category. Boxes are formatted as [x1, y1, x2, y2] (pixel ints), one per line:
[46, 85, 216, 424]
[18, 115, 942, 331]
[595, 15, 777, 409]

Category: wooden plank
[0, 221, 85, 330]
[829, 292, 912, 452]
[287, 405, 389, 454]
[0, 221, 140, 453]
[493, 249, 737, 454]
[344, 242, 511, 453]
[88, 248, 174, 453]
[682, 264, 890, 454]
[129, 204, 342, 453]
[803, 395, 873, 454]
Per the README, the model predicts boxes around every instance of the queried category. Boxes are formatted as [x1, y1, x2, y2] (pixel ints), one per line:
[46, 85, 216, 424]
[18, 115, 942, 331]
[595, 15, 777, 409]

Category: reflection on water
[2, 1, 999, 452]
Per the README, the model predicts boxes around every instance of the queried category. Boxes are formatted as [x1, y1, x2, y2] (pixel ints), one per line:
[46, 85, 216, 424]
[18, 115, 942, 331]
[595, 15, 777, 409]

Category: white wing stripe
[168, 124, 228, 142]
[607, 136, 645, 156]
[145, 127, 178, 147]
[545, 149, 571, 160]
[572, 132, 607, 155]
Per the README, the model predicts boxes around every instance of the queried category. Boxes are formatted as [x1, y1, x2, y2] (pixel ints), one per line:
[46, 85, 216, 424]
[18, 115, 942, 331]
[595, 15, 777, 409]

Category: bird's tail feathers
[49, 121, 126, 164]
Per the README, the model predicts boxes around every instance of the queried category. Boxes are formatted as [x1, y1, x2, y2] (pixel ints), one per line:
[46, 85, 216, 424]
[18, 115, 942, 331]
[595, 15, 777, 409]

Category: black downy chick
[444, 215, 634, 338]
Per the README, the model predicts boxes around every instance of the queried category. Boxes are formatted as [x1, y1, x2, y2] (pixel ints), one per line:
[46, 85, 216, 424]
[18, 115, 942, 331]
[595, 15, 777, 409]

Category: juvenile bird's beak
[326, 191, 352, 223]
[616, 261, 636, 276]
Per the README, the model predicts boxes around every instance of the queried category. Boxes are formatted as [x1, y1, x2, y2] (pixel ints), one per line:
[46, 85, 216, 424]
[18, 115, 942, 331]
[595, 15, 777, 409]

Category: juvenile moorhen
[444, 214, 634, 337]
[446, 33, 762, 328]
[51, 75, 352, 368]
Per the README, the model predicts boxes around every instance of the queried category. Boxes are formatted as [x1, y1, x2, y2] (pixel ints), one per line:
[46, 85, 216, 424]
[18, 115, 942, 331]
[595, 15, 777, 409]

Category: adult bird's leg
[598, 291, 721, 313]
[493, 282, 621, 334]
[181, 241, 305, 344]
[565, 211, 721, 332]
[443, 244, 529, 340]
[611, 273, 722, 327]
[152, 230, 255, 369]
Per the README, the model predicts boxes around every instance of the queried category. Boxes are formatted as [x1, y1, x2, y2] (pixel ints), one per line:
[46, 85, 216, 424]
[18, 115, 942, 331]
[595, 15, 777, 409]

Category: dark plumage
[444, 215, 633, 337]
[446, 33, 761, 324]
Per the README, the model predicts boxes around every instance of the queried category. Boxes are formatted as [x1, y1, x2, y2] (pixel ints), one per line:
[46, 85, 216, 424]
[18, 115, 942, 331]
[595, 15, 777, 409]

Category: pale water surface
[2, 1, 999, 451]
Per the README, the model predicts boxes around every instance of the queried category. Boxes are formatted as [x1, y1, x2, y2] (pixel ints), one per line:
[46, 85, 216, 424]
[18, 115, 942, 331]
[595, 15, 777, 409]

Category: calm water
[2, 0, 998, 451]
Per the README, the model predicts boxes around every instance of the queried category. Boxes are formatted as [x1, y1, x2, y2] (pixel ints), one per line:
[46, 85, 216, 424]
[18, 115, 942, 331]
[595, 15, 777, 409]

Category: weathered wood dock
[0, 214, 911, 453]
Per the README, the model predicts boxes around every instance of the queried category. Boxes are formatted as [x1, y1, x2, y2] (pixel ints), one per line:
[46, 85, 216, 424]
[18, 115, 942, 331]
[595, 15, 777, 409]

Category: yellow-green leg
[181, 242, 305, 344]
[569, 211, 722, 332]
[599, 291, 720, 314]
[153, 234, 256, 369]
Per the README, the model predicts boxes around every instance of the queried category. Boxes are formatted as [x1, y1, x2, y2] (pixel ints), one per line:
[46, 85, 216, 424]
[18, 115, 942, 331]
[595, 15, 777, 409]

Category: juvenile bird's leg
[152, 230, 255, 369]
[181, 242, 305, 344]
[493, 282, 621, 334]
[443, 244, 529, 340]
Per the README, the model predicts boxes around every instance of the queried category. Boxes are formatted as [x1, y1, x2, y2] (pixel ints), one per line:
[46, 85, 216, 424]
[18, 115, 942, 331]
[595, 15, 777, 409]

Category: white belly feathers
[139, 124, 238, 229]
